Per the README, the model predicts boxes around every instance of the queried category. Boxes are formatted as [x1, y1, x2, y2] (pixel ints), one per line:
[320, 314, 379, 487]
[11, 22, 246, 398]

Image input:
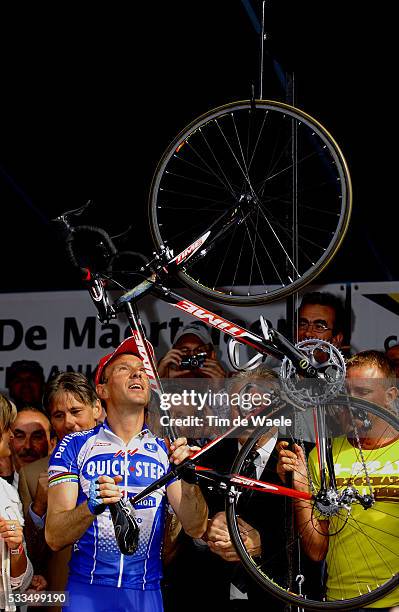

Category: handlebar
[64, 224, 117, 273]
[53, 214, 127, 323]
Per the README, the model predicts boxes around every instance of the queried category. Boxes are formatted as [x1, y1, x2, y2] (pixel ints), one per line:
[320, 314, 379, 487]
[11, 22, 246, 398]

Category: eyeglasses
[298, 321, 332, 333]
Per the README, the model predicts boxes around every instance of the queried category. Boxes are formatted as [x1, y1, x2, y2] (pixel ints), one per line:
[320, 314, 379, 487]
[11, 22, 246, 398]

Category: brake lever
[60, 200, 93, 220]
[52, 201, 93, 240]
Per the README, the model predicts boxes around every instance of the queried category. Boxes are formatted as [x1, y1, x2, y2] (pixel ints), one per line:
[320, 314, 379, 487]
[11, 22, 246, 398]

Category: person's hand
[169, 437, 200, 465]
[27, 574, 48, 592]
[0, 517, 23, 551]
[206, 512, 238, 561]
[276, 441, 309, 492]
[96, 475, 123, 504]
[157, 348, 190, 378]
[236, 516, 261, 556]
[32, 470, 49, 517]
[206, 511, 229, 541]
[206, 512, 260, 561]
[87, 475, 123, 515]
[197, 357, 226, 379]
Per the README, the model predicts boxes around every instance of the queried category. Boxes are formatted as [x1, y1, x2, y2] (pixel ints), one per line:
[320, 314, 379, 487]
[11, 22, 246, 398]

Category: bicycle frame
[53, 210, 341, 519]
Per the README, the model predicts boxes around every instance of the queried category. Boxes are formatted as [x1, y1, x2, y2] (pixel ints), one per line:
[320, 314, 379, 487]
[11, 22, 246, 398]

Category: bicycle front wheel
[225, 396, 399, 609]
[149, 100, 352, 305]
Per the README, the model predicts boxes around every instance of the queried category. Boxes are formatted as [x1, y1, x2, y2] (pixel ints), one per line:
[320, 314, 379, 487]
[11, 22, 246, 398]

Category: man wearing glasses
[297, 291, 345, 349]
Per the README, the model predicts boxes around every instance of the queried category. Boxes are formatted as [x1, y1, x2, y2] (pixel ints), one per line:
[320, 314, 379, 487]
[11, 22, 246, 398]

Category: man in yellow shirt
[278, 350, 399, 610]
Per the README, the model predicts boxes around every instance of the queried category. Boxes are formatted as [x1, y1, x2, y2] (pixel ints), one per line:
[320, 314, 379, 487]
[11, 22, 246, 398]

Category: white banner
[0, 287, 289, 392]
[350, 282, 399, 354]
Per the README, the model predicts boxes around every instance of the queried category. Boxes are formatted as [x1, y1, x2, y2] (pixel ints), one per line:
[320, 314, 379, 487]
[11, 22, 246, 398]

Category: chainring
[280, 339, 346, 406]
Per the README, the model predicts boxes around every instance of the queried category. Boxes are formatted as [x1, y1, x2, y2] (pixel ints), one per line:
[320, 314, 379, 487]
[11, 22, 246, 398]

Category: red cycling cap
[95, 336, 154, 386]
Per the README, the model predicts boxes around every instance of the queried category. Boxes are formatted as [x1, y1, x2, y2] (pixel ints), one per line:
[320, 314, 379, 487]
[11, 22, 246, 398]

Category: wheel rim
[226, 396, 399, 609]
[149, 100, 352, 305]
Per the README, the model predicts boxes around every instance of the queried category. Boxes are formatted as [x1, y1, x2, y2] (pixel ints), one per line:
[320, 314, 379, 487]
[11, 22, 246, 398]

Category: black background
[1, 1, 396, 292]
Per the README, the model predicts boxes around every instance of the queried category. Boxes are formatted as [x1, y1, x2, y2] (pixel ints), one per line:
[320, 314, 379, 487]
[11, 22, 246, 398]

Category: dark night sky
[1, 1, 396, 293]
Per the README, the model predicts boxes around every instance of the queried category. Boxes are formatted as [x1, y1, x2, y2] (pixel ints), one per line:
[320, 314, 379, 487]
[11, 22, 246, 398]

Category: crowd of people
[0, 291, 398, 611]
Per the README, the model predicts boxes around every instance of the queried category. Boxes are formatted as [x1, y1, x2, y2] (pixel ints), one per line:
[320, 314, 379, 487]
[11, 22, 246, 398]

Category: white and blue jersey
[48, 421, 173, 590]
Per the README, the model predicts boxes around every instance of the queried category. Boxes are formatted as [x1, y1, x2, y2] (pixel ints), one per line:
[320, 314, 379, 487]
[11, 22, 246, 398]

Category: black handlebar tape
[65, 235, 83, 271]
[64, 224, 118, 272]
[73, 225, 118, 255]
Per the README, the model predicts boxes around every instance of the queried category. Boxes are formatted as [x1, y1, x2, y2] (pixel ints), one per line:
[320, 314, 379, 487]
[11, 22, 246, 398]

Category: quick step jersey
[48, 421, 172, 590]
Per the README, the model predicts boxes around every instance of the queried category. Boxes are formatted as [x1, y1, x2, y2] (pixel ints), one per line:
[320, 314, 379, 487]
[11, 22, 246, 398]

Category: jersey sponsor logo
[113, 449, 138, 458]
[335, 460, 399, 475]
[144, 442, 157, 453]
[53, 430, 88, 459]
[83, 455, 166, 481]
[133, 495, 157, 508]
[336, 475, 399, 486]
[336, 475, 399, 500]
[85, 458, 131, 478]
[134, 461, 165, 480]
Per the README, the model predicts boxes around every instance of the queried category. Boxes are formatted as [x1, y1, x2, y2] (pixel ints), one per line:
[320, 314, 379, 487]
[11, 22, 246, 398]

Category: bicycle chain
[293, 409, 317, 496]
[348, 404, 374, 499]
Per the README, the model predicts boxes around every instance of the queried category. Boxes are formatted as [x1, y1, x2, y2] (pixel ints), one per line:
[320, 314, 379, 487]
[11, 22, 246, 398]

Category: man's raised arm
[165, 438, 208, 539]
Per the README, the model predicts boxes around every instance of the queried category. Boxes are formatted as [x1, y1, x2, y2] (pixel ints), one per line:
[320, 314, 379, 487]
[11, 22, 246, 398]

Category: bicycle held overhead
[50, 100, 398, 610]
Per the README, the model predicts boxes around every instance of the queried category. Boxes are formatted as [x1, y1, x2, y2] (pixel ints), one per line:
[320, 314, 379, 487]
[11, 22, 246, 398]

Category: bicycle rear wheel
[149, 100, 352, 305]
[225, 396, 399, 609]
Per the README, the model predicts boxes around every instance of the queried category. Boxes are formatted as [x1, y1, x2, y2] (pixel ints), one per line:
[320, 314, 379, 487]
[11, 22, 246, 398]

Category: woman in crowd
[0, 393, 33, 611]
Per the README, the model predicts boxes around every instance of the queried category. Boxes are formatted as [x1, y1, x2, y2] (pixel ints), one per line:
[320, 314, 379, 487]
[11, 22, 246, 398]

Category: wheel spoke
[149, 100, 351, 304]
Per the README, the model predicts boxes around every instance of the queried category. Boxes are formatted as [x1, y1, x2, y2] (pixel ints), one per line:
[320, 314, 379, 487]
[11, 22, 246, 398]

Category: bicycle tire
[148, 100, 352, 305]
[225, 395, 399, 609]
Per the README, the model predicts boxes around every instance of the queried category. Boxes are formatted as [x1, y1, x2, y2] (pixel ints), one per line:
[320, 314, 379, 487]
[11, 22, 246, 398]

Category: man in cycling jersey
[45, 336, 208, 612]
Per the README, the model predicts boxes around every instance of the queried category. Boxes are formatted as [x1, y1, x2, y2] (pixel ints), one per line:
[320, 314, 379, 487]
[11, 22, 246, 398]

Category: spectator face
[346, 365, 396, 410]
[175, 334, 213, 355]
[48, 391, 102, 440]
[10, 410, 53, 470]
[97, 354, 150, 410]
[386, 345, 399, 378]
[297, 303, 343, 346]
[346, 364, 398, 440]
[8, 371, 43, 406]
